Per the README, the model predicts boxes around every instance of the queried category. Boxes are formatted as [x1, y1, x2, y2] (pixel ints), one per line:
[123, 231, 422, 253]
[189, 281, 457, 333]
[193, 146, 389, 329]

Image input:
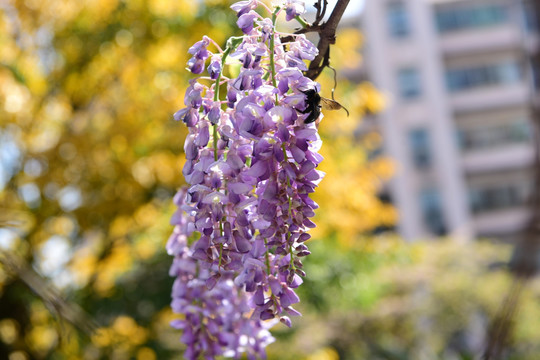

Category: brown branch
[0, 250, 99, 336]
[482, 279, 524, 360]
[483, 1, 540, 358]
[509, 0, 540, 277]
[313, 0, 328, 27]
[303, 0, 351, 80]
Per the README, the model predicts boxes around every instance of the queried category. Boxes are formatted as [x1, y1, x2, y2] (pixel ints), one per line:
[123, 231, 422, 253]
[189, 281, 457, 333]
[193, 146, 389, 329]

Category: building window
[522, 0, 537, 33]
[530, 59, 540, 91]
[409, 128, 431, 169]
[420, 188, 447, 236]
[398, 68, 422, 99]
[457, 120, 532, 151]
[446, 62, 521, 92]
[387, 1, 411, 38]
[435, 4, 509, 33]
[469, 183, 531, 214]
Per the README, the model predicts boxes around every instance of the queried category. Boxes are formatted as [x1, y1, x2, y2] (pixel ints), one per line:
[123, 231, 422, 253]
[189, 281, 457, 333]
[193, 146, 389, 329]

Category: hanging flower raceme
[168, 1, 324, 358]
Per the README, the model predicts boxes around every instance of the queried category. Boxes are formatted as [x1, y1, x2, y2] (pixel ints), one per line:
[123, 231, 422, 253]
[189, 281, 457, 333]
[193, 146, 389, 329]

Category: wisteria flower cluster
[167, 1, 325, 358]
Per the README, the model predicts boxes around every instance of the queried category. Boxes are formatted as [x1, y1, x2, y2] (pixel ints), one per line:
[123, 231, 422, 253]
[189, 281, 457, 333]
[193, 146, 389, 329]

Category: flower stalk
[168, 1, 325, 358]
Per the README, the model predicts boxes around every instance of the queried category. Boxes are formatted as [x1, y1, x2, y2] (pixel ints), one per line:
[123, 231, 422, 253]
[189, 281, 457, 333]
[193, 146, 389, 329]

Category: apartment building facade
[362, 0, 536, 240]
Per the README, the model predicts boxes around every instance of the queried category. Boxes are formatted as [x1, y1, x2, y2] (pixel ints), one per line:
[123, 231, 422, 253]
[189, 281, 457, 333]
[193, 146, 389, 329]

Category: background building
[362, 0, 536, 241]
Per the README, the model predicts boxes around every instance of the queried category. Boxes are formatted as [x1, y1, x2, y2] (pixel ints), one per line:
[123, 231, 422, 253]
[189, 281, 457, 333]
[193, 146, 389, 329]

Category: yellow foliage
[0, 264, 5, 292]
[148, 37, 187, 69]
[332, 28, 363, 70]
[92, 328, 114, 347]
[0, 319, 18, 345]
[307, 347, 340, 360]
[135, 203, 159, 227]
[46, 216, 76, 237]
[134, 237, 157, 260]
[92, 316, 149, 355]
[0, 2, 396, 358]
[85, 0, 119, 19]
[149, 0, 198, 20]
[152, 307, 178, 332]
[25, 325, 58, 354]
[29, 302, 49, 324]
[70, 251, 98, 287]
[149, 151, 178, 185]
[137, 347, 157, 360]
[304, 26, 397, 246]
[110, 216, 134, 239]
[113, 316, 143, 339]
[314, 124, 396, 244]
[356, 82, 386, 114]
[7, 351, 29, 360]
[94, 241, 134, 296]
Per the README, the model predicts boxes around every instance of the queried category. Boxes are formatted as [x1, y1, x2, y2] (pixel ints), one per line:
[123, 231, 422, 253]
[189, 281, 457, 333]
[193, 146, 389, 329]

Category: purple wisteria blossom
[284, 0, 306, 21]
[230, 0, 258, 17]
[237, 11, 259, 34]
[168, 189, 275, 359]
[187, 36, 211, 74]
[169, 1, 324, 358]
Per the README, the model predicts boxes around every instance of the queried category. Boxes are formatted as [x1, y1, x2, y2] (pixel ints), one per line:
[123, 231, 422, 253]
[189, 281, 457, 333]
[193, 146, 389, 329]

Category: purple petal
[280, 316, 292, 328]
[260, 310, 275, 320]
[229, 182, 252, 194]
[280, 287, 300, 308]
[254, 286, 265, 306]
[245, 160, 266, 177]
[233, 231, 252, 253]
[268, 276, 282, 295]
[237, 11, 257, 34]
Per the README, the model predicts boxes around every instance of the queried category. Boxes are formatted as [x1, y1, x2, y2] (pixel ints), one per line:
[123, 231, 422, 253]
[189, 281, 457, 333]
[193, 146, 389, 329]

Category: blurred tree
[0, 0, 395, 359]
[1, 2, 539, 359]
[269, 238, 540, 360]
[0, 0, 238, 358]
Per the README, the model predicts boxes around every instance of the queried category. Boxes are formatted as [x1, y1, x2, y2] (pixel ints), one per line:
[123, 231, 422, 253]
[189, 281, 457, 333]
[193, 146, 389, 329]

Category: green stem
[270, 7, 280, 104]
[212, 38, 241, 266]
[264, 237, 279, 312]
[264, 238, 280, 313]
[212, 46, 233, 161]
[288, 232, 295, 270]
[217, 219, 225, 267]
[264, 238, 271, 275]
[281, 145, 296, 271]
[218, 243, 224, 268]
[281, 144, 293, 218]
[211, 36, 241, 159]
[294, 15, 308, 28]
[213, 46, 233, 102]
[212, 125, 218, 161]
